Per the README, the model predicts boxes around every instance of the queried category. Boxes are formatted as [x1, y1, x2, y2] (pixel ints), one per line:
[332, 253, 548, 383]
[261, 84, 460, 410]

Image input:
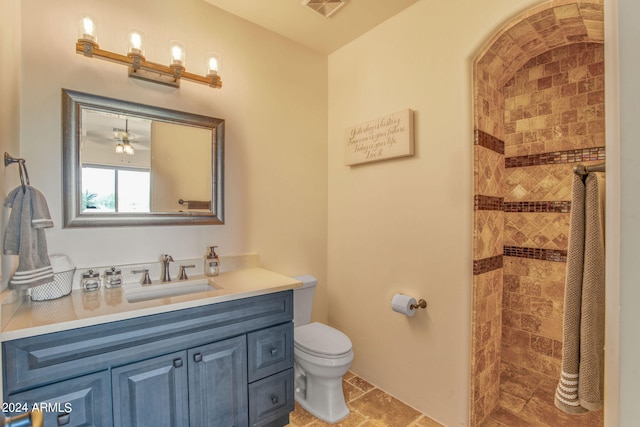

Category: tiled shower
[471, 1, 605, 425]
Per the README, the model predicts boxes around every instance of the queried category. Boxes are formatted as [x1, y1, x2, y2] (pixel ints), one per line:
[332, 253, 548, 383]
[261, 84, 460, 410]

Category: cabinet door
[188, 335, 248, 427]
[112, 351, 189, 427]
[6, 371, 112, 427]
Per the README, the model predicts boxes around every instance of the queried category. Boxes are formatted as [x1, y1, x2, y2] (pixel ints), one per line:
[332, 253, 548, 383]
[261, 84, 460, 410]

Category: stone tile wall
[502, 42, 605, 382]
[472, 64, 505, 426]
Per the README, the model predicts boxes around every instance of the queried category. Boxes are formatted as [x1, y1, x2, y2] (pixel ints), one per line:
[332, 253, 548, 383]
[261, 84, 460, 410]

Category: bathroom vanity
[1, 268, 300, 427]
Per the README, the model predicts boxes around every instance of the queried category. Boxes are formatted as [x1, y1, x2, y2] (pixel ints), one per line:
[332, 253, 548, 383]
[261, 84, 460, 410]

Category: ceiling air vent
[302, 0, 347, 18]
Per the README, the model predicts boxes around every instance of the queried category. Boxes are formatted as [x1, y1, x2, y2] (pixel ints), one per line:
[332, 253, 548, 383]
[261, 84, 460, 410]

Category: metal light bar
[76, 40, 222, 89]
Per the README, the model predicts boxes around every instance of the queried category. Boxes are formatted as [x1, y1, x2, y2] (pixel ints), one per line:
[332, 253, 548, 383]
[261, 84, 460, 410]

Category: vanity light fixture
[76, 15, 222, 89]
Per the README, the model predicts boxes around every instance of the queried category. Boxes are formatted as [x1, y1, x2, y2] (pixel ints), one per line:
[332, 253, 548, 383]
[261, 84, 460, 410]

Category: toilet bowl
[292, 276, 354, 423]
[294, 322, 354, 423]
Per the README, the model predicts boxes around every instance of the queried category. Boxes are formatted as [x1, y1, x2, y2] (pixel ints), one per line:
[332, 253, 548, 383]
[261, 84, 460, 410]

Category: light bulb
[83, 17, 94, 36]
[208, 57, 218, 73]
[171, 46, 182, 61]
[130, 33, 141, 50]
[78, 15, 97, 42]
[207, 53, 220, 76]
[169, 40, 185, 66]
[128, 29, 145, 56]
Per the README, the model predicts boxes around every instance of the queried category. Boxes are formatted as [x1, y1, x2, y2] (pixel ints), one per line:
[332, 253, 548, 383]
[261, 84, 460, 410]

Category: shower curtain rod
[573, 162, 605, 176]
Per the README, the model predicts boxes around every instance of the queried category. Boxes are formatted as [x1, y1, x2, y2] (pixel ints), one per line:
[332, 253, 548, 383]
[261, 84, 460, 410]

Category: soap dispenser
[204, 246, 220, 277]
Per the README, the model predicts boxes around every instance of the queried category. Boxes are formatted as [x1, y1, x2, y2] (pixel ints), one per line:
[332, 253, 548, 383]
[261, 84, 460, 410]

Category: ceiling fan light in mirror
[115, 141, 135, 155]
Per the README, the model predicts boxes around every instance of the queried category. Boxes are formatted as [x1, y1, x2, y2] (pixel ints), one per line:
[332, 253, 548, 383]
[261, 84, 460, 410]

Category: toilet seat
[295, 322, 352, 358]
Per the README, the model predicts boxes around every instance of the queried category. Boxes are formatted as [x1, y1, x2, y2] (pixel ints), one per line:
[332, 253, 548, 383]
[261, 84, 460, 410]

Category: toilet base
[294, 365, 350, 423]
[296, 395, 349, 424]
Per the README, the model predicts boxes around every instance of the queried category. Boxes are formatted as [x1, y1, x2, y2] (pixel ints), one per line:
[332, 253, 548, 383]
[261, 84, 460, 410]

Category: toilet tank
[292, 275, 317, 326]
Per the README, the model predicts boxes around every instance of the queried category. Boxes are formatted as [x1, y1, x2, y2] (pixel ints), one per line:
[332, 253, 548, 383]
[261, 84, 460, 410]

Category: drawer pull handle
[58, 412, 71, 426]
[270, 348, 278, 356]
[173, 358, 183, 368]
[194, 353, 203, 362]
[270, 395, 279, 405]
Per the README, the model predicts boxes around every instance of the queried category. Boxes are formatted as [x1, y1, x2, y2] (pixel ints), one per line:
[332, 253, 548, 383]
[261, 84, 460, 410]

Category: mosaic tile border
[504, 201, 571, 213]
[475, 129, 505, 155]
[473, 254, 503, 275]
[505, 147, 605, 168]
[475, 195, 504, 211]
[503, 246, 567, 262]
[476, 246, 571, 271]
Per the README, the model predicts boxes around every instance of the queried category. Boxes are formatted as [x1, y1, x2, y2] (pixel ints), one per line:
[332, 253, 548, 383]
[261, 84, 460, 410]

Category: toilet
[292, 275, 354, 423]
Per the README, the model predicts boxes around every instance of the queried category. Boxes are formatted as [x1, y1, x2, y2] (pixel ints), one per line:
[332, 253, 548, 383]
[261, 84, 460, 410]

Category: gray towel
[3, 185, 54, 289]
[555, 172, 605, 413]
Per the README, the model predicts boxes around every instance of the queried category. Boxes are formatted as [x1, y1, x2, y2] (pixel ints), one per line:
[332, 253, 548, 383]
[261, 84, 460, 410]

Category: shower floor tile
[286, 371, 444, 427]
[481, 363, 604, 427]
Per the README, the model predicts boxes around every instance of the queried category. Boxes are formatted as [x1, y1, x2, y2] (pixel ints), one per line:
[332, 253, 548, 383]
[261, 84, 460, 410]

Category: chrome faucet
[132, 268, 152, 285]
[161, 254, 174, 282]
[178, 264, 195, 280]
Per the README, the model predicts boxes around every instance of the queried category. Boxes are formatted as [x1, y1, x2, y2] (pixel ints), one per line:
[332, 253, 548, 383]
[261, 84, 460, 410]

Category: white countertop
[0, 268, 301, 341]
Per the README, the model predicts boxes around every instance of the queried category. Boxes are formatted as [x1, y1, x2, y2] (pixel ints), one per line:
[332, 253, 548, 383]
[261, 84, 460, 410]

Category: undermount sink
[123, 278, 221, 303]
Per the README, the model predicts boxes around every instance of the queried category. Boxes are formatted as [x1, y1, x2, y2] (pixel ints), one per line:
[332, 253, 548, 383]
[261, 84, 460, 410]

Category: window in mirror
[82, 166, 150, 212]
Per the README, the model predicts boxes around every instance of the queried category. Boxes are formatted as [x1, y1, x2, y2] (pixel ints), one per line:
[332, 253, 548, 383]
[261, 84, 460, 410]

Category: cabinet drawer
[248, 368, 294, 427]
[6, 371, 112, 427]
[247, 322, 294, 382]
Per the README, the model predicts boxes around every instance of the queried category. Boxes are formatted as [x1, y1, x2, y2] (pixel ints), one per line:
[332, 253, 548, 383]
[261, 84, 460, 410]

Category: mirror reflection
[63, 89, 224, 227]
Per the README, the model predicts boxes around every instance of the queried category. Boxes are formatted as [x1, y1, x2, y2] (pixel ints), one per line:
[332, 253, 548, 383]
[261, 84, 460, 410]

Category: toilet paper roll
[391, 293, 417, 317]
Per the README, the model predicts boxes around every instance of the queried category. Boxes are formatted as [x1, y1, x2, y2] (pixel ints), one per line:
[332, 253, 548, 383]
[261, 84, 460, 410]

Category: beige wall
[150, 122, 211, 212]
[618, 0, 640, 424]
[327, 1, 544, 424]
[12, 0, 329, 321]
[1, 0, 21, 288]
[0, 0, 20, 180]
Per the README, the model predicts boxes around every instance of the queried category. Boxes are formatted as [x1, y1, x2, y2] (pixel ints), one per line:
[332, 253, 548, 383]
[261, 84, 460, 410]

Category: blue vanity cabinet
[5, 371, 112, 426]
[112, 350, 189, 426]
[248, 369, 294, 427]
[187, 335, 248, 426]
[112, 336, 249, 427]
[2, 291, 295, 427]
[247, 322, 295, 426]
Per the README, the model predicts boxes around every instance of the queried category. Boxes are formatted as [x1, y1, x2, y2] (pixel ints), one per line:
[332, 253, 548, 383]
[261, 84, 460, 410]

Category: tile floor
[480, 362, 604, 427]
[287, 366, 604, 426]
[286, 371, 444, 427]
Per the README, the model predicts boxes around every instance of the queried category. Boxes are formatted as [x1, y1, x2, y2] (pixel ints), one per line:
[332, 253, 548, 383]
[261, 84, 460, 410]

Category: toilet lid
[294, 322, 352, 357]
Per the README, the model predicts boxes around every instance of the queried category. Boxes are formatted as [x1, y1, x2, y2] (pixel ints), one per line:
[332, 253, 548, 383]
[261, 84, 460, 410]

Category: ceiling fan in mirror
[114, 119, 136, 155]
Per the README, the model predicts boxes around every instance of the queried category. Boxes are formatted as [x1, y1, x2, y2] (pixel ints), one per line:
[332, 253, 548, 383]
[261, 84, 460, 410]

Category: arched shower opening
[471, 1, 604, 425]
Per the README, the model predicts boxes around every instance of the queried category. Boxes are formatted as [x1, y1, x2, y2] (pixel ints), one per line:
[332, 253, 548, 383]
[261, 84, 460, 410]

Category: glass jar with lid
[81, 270, 101, 292]
[103, 267, 122, 288]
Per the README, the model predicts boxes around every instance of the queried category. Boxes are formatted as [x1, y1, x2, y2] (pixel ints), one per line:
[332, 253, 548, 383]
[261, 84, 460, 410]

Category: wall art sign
[345, 109, 414, 166]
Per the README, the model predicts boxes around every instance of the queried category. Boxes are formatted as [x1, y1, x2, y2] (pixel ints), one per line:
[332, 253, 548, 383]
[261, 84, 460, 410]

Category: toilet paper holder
[391, 293, 427, 316]
[410, 299, 427, 310]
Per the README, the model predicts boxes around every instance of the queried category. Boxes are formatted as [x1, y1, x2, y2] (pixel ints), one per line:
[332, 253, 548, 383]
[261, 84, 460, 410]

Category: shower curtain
[555, 172, 605, 414]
